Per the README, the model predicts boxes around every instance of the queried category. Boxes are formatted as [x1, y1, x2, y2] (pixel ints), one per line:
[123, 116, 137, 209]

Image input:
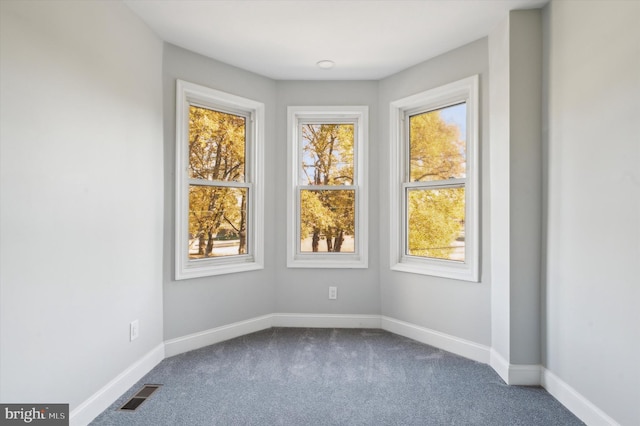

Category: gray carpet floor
[91, 328, 584, 425]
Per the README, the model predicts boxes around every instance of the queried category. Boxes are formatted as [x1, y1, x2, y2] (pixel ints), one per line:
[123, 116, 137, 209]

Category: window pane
[409, 103, 466, 182]
[407, 187, 465, 261]
[300, 124, 354, 185]
[189, 185, 248, 258]
[300, 189, 355, 253]
[189, 105, 245, 182]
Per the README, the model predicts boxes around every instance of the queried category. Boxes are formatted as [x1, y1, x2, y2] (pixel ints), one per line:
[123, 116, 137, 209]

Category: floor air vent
[120, 384, 161, 411]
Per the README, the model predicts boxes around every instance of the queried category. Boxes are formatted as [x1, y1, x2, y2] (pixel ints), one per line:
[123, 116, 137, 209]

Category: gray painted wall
[0, 0, 164, 409]
[488, 15, 512, 360]
[543, 1, 640, 424]
[508, 10, 542, 366]
[274, 81, 381, 315]
[162, 44, 278, 340]
[378, 39, 492, 346]
[489, 10, 543, 367]
[5, 2, 637, 424]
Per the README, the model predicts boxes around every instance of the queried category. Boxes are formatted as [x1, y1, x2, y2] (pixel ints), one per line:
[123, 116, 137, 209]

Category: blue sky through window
[439, 102, 466, 137]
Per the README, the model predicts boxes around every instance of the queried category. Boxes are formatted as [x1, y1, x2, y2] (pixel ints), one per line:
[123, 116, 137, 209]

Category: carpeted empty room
[3, 1, 637, 425]
[91, 328, 583, 425]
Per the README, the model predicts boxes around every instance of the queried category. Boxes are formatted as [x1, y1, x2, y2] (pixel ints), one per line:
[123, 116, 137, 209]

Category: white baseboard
[542, 368, 620, 426]
[489, 349, 541, 385]
[164, 314, 273, 357]
[272, 313, 382, 329]
[164, 313, 380, 359]
[509, 363, 542, 385]
[489, 352, 619, 424]
[73, 315, 617, 426]
[70, 343, 164, 426]
[489, 348, 511, 382]
[168, 314, 487, 367]
[380, 316, 490, 364]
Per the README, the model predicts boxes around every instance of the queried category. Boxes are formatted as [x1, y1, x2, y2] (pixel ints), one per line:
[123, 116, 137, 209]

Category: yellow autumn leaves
[186, 103, 466, 261]
[188, 106, 247, 258]
[408, 105, 466, 261]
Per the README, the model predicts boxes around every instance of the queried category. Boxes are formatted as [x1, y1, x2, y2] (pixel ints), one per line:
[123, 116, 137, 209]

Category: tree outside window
[390, 75, 479, 281]
[407, 104, 466, 262]
[175, 80, 264, 280]
[188, 106, 248, 259]
[299, 123, 355, 253]
[287, 106, 368, 268]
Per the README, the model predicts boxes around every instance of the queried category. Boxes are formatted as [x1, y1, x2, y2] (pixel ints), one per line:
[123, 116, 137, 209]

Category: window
[390, 76, 479, 281]
[287, 106, 368, 268]
[175, 80, 264, 279]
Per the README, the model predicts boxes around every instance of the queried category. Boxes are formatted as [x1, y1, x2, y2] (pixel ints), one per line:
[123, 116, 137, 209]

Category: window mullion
[188, 179, 251, 189]
[403, 179, 466, 190]
[298, 185, 357, 191]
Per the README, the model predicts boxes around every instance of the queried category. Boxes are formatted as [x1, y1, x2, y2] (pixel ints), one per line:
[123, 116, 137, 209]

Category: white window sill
[391, 258, 478, 282]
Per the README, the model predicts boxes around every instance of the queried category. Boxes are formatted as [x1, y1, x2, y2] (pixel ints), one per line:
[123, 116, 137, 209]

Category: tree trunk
[198, 233, 205, 255]
[205, 230, 214, 256]
[334, 229, 344, 252]
[238, 193, 247, 254]
[238, 230, 246, 255]
[312, 229, 320, 252]
[326, 229, 334, 252]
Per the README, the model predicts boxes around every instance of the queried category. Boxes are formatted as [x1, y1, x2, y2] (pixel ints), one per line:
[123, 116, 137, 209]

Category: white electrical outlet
[329, 286, 337, 300]
[130, 320, 139, 341]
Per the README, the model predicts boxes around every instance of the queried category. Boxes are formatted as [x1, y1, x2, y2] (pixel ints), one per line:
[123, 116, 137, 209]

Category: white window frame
[390, 75, 479, 281]
[175, 80, 264, 280]
[287, 106, 368, 268]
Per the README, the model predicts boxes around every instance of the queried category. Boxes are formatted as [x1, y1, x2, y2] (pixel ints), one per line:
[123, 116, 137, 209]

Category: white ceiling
[124, 0, 548, 80]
